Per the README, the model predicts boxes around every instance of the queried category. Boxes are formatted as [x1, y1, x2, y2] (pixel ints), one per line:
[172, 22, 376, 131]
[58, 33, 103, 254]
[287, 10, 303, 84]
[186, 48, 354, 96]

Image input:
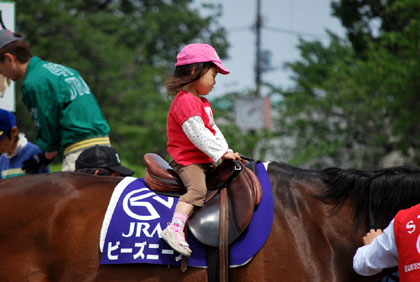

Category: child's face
[192, 67, 218, 96]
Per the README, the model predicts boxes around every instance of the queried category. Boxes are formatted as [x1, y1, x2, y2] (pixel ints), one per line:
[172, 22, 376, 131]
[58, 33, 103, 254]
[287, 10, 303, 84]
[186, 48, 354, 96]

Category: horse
[1, 161, 419, 281]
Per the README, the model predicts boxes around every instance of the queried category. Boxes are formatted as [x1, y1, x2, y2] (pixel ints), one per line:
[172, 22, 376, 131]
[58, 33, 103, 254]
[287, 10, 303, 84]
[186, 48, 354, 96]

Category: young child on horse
[161, 43, 241, 257]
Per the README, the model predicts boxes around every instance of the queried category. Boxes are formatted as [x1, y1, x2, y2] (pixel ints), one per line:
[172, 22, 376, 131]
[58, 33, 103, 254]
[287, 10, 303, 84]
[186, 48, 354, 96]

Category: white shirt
[182, 116, 231, 164]
[5, 133, 28, 158]
[353, 219, 399, 276]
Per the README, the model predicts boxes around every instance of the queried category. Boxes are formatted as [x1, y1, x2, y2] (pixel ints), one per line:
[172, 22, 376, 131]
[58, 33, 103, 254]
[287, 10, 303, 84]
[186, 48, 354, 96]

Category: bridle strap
[369, 187, 375, 230]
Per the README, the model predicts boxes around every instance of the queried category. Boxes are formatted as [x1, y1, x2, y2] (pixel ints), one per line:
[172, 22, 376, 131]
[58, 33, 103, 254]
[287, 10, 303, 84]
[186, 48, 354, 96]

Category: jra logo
[122, 188, 174, 221]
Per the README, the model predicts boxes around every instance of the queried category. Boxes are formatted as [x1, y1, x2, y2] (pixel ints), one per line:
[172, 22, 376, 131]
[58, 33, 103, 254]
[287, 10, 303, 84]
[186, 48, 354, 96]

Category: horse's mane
[318, 166, 420, 230]
[269, 161, 320, 174]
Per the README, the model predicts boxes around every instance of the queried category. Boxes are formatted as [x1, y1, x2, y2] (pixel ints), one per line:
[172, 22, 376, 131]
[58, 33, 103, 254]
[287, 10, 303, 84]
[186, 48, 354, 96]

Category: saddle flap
[188, 162, 261, 247]
[206, 160, 242, 190]
[227, 165, 256, 234]
[244, 166, 262, 206]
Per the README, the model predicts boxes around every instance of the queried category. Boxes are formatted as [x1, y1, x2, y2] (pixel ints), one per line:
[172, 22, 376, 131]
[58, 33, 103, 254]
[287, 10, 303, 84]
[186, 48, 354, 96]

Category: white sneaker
[161, 226, 192, 257]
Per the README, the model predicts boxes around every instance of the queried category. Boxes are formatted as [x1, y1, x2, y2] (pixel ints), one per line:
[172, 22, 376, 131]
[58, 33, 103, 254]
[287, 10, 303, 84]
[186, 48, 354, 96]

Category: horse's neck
[268, 163, 367, 281]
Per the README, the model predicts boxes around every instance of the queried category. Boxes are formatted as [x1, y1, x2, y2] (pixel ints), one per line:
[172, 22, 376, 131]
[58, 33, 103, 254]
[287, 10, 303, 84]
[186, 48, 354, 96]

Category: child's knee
[180, 187, 206, 207]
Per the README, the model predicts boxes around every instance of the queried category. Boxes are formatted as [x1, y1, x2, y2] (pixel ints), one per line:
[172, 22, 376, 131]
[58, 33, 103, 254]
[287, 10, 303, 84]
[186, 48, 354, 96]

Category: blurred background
[4, 0, 420, 176]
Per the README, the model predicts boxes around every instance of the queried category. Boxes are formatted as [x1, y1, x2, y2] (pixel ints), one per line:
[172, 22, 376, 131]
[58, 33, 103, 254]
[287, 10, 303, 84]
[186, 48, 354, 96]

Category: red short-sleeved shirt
[167, 90, 216, 166]
[394, 203, 420, 281]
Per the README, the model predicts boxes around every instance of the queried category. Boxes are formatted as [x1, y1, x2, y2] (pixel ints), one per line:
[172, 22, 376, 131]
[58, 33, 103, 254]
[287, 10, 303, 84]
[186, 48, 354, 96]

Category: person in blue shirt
[0, 109, 49, 178]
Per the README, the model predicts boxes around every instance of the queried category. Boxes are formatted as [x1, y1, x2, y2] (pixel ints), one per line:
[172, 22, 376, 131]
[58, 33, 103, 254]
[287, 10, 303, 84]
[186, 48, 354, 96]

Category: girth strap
[219, 186, 229, 282]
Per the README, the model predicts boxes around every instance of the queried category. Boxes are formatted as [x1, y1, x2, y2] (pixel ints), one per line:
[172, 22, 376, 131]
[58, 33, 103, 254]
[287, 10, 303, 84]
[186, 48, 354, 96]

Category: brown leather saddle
[144, 153, 262, 280]
[144, 153, 261, 242]
[144, 153, 249, 196]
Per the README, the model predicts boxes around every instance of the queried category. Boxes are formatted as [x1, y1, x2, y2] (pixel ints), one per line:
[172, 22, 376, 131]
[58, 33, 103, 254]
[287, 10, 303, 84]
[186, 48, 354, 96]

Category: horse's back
[0, 172, 120, 281]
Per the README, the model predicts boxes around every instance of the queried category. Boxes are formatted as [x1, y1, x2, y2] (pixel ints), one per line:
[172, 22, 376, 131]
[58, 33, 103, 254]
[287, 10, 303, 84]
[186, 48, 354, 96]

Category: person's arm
[22, 151, 55, 174]
[353, 220, 398, 276]
[212, 123, 229, 151]
[21, 85, 62, 153]
[182, 116, 240, 163]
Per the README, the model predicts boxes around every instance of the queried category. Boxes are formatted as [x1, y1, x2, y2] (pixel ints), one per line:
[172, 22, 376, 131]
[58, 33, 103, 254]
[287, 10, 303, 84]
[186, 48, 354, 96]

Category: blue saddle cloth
[100, 162, 273, 267]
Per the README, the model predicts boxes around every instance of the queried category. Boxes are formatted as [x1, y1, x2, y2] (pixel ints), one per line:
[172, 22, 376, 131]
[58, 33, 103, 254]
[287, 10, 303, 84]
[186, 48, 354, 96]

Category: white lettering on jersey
[417, 234, 420, 255]
[43, 63, 74, 77]
[65, 77, 91, 100]
[30, 108, 41, 129]
[407, 220, 416, 234]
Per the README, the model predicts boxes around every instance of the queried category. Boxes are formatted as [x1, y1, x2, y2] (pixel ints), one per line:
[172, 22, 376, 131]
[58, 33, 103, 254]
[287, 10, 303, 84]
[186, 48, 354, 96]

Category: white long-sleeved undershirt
[181, 115, 231, 163]
[353, 220, 398, 276]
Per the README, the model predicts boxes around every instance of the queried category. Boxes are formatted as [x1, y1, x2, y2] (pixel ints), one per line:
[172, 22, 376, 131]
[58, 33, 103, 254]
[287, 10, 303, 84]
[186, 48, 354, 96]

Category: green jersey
[21, 56, 110, 155]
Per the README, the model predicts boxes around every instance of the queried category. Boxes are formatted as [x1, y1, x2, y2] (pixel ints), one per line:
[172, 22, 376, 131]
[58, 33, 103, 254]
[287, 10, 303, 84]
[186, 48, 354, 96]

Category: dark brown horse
[0, 162, 418, 281]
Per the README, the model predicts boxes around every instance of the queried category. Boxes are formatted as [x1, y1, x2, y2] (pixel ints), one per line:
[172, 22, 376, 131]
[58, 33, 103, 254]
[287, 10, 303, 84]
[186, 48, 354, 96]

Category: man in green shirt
[0, 29, 110, 172]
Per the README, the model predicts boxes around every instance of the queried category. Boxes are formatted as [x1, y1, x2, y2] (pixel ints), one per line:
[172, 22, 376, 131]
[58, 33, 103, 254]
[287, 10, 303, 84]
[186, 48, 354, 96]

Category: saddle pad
[99, 162, 273, 267]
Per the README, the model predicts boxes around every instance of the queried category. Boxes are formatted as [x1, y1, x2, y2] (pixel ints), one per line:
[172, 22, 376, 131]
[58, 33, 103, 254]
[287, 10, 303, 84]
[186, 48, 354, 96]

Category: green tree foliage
[331, 0, 407, 54]
[13, 0, 228, 165]
[276, 0, 420, 168]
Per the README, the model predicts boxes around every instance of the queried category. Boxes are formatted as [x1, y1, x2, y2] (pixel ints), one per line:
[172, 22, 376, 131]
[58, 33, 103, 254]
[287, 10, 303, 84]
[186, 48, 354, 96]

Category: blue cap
[0, 109, 16, 140]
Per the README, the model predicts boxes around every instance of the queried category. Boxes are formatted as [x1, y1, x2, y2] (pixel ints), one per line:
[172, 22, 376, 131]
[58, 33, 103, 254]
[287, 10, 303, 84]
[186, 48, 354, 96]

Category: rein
[367, 171, 389, 230]
[368, 188, 375, 230]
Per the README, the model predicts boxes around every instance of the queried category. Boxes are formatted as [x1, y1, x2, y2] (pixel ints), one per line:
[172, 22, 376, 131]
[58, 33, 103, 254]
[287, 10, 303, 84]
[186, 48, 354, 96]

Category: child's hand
[222, 151, 241, 161]
[362, 229, 382, 245]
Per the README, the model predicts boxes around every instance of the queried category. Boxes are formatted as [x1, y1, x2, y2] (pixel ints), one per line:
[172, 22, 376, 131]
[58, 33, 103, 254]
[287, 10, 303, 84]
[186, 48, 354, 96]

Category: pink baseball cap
[175, 43, 230, 74]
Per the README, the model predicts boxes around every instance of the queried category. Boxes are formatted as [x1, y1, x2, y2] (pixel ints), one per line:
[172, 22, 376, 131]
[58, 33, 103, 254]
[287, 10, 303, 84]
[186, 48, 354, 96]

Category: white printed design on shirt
[43, 63, 91, 100]
[204, 106, 215, 127]
[30, 108, 41, 130]
[416, 234, 420, 256]
[43, 63, 74, 77]
[406, 217, 420, 255]
[65, 77, 91, 100]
